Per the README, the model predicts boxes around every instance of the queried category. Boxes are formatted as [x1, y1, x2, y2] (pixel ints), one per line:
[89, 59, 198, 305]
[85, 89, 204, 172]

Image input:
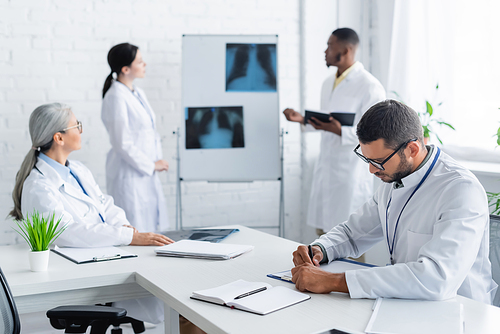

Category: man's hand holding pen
[293, 245, 322, 267]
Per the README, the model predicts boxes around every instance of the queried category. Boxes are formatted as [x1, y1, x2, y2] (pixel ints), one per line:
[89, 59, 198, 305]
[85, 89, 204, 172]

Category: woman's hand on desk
[130, 231, 174, 246]
[291, 263, 348, 294]
[154, 159, 169, 172]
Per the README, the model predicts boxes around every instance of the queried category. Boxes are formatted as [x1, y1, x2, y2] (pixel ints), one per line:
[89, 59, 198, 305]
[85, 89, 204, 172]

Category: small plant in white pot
[13, 210, 67, 272]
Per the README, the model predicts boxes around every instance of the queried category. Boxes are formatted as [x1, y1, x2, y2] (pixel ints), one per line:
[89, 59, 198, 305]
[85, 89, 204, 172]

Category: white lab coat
[21, 158, 134, 247]
[307, 62, 386, 231]
[22, 158, 164, 322]
[314, 146, 498, 304]
[101, 81, 168, 232]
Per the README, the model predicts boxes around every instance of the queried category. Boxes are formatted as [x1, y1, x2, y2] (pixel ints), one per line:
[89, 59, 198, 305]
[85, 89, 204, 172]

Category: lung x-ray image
[186, 106, 245, 149]
[226, 43, 277, 92]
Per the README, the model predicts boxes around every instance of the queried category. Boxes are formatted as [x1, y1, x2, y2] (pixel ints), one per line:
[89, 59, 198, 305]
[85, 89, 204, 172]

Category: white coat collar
[395, 144, 439, 190]
[113, 81, 145, 107]
[340, 61, 363, 84]
[34, 158, 95, 207]
[113, 79, 136, 94]
[112, 81, 156, 125]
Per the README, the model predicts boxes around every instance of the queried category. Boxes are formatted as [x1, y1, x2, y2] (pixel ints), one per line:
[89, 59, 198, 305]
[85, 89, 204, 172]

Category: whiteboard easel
[176, 35, 284, 237]
[174, 128, 285, 237]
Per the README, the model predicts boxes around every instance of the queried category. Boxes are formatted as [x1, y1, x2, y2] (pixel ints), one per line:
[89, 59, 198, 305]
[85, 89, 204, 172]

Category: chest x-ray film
[185, 106, 244, 149]
[226, 43, 277, 92]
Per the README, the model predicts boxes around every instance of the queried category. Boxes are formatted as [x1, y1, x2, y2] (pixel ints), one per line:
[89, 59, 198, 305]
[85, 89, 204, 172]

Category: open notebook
[155, 240, 253, 260]
[191, 279, 310, 315]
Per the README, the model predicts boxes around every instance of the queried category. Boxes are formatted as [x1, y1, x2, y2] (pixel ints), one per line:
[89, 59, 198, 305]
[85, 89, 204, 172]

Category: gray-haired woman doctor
[9, 102, 173, 248]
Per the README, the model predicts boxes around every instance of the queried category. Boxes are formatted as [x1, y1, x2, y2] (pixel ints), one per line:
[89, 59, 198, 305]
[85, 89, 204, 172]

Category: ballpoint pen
[93, 254, 121, 262]
[234, 287, 267, 300]
[308, 245, 314, 262]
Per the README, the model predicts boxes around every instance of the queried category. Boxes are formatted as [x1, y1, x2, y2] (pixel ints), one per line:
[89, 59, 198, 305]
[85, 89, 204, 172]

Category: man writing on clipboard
[291, 100, 496, 304]
[283, 28, 386, 243]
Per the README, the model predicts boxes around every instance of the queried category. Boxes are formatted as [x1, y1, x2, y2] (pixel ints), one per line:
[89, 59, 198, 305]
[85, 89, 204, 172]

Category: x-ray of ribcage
[226, 43, 277, 92]
[185, 106, 244, 149]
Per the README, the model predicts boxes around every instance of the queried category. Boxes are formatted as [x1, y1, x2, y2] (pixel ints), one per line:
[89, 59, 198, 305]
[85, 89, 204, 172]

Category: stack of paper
[155, 240, 253, 260]
[365, 298, 464, 334]
[191, 279, 310, 315]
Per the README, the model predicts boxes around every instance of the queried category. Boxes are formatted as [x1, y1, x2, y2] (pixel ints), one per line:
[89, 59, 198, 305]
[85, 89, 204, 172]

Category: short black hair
[356, 99, 424, 150]
[332, 28, 359, 45]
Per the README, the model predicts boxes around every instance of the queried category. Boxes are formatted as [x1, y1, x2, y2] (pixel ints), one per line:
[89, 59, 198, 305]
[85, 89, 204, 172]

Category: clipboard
[52, 246, 138, 264]
[267, 258, 376, 283]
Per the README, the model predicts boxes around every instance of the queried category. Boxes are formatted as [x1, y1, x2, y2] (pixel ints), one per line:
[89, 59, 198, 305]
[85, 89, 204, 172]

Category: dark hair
[356, 99, 424, 150]
[102, 43, 138, 98]
[332, 28, 360, 46]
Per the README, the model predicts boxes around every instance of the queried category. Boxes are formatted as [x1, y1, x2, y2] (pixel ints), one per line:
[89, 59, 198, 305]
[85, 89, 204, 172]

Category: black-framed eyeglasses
[61, 120, 83, 134]
[353, 138, 417, 171]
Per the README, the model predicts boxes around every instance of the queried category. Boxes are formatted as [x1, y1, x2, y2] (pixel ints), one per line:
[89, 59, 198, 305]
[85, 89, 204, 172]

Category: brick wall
[0, 0, 303, 244]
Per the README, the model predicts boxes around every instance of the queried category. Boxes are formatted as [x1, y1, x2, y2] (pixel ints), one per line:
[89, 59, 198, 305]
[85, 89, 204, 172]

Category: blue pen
[308, 245, 314, 262]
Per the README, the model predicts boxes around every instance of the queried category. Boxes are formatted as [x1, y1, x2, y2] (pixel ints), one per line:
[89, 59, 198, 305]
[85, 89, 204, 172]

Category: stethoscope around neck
[385, 147, 441, 265]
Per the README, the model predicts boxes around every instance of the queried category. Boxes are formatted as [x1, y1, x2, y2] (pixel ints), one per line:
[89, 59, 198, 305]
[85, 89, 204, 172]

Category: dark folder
[304, 110, 355, 126]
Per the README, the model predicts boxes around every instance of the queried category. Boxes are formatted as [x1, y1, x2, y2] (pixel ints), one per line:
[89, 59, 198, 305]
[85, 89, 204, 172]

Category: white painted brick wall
[0, 0, 303, 245]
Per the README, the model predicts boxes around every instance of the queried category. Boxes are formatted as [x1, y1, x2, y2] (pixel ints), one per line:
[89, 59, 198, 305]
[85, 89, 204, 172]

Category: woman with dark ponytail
[101, 43, 170, 233]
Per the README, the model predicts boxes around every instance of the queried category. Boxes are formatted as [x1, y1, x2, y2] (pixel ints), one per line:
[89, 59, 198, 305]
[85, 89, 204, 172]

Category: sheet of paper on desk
[52, 246, 137, 264]
[155, 240, 254, 260]
[365, 298, 463, 334]
[268, 259, 375, 282]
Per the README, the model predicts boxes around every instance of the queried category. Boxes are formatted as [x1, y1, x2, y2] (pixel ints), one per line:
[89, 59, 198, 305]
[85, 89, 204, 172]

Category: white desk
[1, 225, 500, 334]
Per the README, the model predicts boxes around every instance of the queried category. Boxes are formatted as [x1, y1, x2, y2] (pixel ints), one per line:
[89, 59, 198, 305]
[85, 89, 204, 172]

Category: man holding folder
[283, 28, 386, 238]
[292, 100, 497, 304]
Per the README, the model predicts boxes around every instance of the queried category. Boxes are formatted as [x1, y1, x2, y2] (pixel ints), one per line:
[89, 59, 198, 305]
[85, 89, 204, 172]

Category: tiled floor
[20, 311, 165, 334]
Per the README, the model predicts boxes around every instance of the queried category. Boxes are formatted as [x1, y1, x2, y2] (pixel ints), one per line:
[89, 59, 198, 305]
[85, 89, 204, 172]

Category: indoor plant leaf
[12, 210, 67, 251]
[422, 125, 430, 139]
[426, 101, 433, 116]
[436, 121, 455, 130]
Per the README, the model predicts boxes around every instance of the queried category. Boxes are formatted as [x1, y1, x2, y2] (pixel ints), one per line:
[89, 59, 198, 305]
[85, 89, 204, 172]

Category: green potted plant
[392, 84, 455, 144]
[13, 210, 67, 272]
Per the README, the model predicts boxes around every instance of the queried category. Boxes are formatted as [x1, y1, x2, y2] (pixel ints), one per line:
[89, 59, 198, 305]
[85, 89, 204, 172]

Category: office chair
[0, 266, 145, 334]
[47, 302, 146, 333]
[0, 267, 21, 334]
[490, 214, 500, 307]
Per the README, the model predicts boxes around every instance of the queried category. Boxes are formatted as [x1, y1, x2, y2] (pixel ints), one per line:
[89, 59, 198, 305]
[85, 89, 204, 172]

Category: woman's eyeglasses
[61, 120, 83, 134]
